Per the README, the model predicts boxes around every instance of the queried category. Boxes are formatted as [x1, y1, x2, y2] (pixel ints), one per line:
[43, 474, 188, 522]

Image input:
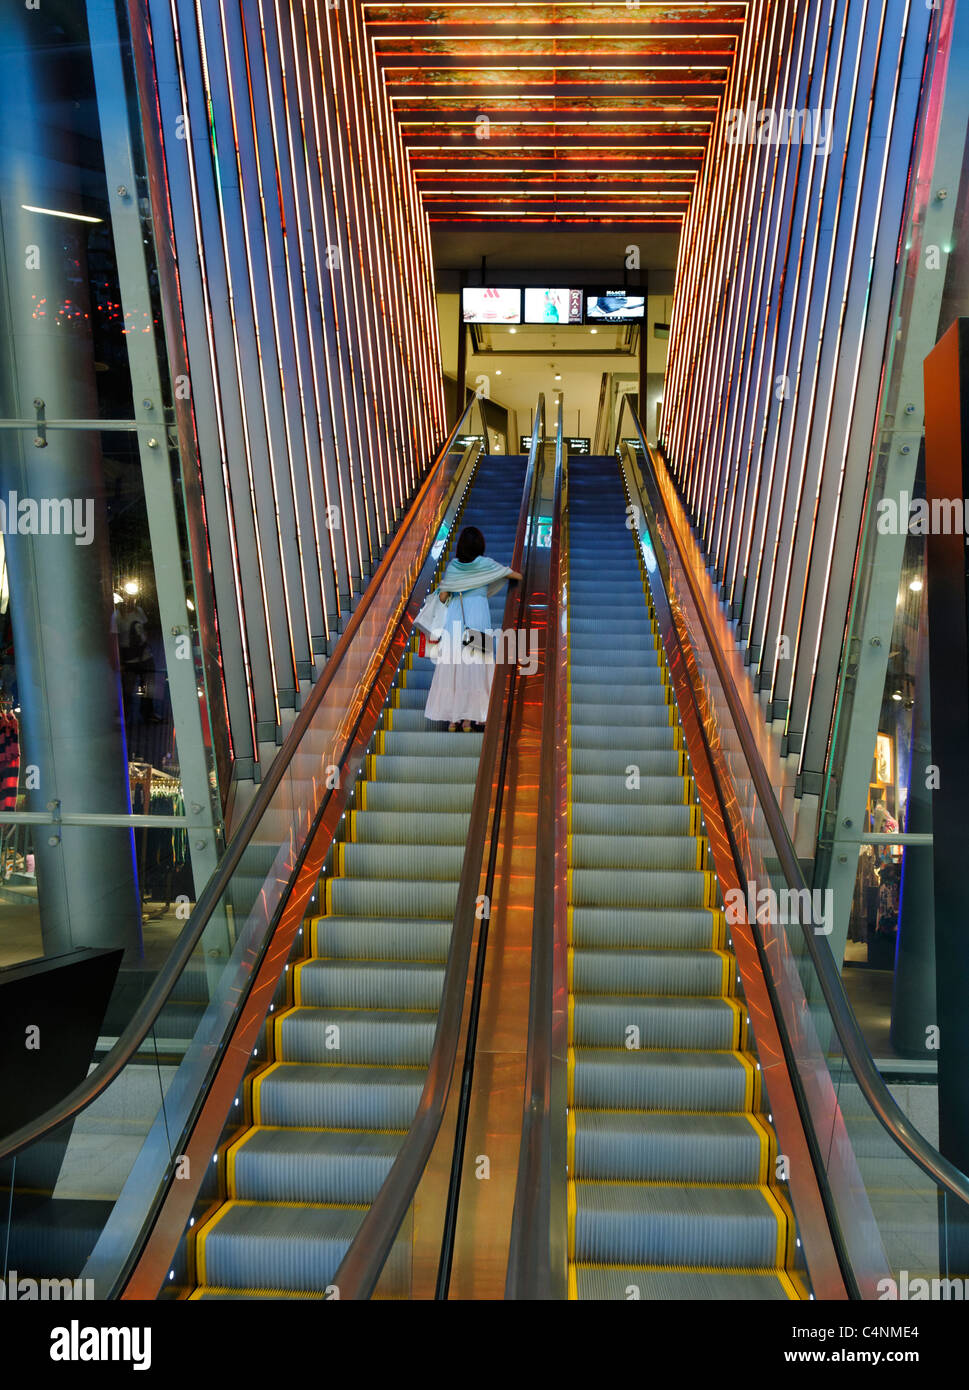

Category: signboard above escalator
[520, 436, 590, 454]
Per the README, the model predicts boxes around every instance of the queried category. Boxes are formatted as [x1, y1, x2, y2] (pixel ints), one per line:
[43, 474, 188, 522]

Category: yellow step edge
[225, 1128, 257, 1200]
[567, 1180, 577, 1261]
[760, 1182, 796, 1270]
[567, 903, 574, 948]
[567, 1109, 576, 1172]
[377, 731, 385, 755]
[567, 1048, 575, 1106]
[250, 1060, 282, 1126]
[711, 908, 726, 949]
[292, 959, 307, 1006]
[193, 1201, 236, 1288]
[385, 709, 394, 731]
[567, 946, 574, 992]
[734, 1048, 756, 1112]
[359, 781, 368, 811]
[743, 1112, 772, 1186]
[567, 1265, 578, 1300]
[714, 948, 734, 997]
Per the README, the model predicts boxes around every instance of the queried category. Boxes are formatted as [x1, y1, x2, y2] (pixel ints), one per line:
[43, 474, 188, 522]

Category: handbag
[459, 594, 488, 656]
[414, 588, 449, 640]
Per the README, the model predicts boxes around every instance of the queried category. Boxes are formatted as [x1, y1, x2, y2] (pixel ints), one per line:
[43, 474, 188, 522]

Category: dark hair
[455, 526, 485, 563]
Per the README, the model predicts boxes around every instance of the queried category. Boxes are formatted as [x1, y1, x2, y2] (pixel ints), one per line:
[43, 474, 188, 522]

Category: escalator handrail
[623, 403, 969, 1214]
[504, 394, 566, 1299]
[331, 401, 548, 1301]
[0, 398, 482, 1167]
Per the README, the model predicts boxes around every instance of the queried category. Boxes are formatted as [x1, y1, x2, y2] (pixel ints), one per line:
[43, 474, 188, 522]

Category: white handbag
[414, 588, 450, 639]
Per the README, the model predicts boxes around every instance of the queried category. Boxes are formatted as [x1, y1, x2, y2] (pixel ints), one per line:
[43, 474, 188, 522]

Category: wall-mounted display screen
[462, 287, 522, 323]
[586, 292, 645, 322]
[523, 288, 583, 324]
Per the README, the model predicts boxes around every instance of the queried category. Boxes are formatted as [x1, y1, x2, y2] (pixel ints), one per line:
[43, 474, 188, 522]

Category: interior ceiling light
[21, 204, 102, 224]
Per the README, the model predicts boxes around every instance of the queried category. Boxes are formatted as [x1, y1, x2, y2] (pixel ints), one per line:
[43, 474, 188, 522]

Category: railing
[331, 398, 550, 1301]
[617, 398, 969, 1292]
[0, 396, 490, 1291]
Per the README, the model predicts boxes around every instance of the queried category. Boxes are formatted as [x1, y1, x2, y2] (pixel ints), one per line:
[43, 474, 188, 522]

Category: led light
[909, 578, 923, 592]
[186, 598, 195, 611]
[22, 203, 102, 224]
[189, 1218, 195, 1228]
[212, 1155, 218, 1165]
[892, 691, 903, 702]
[590, 328, 598, 335]
[123, 580, 140, 596]
[169, 1271, 175, 1281]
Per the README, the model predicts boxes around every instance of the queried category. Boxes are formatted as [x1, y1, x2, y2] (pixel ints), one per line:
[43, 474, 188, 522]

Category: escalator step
[571, 949, 729, 998]
[570, 907, 722, 950]
[571, 1267, 797, 1301]
[254, 1063, 425, 1129]
[274, 1007, 437, 1065]
[571, 1181, 788, 1269]
[311, 915, 451, 961]
[229, 1128, 405, 1204]
[572, 997, 740, 1050]
[571, 1112, 767, 1184]
[570, 1048, 753, 1113]
[569, 867, 713, 909]
[570, 834, 700, 872]
[295, 959, 445, 1010]
[350, 810, 470, 845]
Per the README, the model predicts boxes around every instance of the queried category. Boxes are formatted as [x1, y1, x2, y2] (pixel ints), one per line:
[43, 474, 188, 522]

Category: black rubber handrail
[504, 395, 565, 1300]
[0, 398, 482, 1167]
[332, 401, 548, 1301]
[622, 402, 969, 1216]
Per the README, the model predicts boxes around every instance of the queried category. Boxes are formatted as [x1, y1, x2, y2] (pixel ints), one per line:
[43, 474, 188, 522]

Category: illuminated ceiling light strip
[21, 204, 103, 223]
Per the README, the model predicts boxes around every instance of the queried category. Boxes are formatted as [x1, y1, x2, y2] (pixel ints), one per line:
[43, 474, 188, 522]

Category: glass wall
[0, 1, 222, 981]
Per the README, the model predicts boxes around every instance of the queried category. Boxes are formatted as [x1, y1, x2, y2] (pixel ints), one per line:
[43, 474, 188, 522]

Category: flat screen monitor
[462, 287, 522, 324]
[586, 291, 645, 322]
[523, 288, 583, 325]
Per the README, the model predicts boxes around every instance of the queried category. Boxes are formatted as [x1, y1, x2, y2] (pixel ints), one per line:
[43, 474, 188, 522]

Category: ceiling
[363, 2, 743, 231]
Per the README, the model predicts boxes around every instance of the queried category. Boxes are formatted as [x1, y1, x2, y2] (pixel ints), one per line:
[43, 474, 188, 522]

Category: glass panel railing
[617, 395, 969, 1298]
[0, 398, 489, 1298]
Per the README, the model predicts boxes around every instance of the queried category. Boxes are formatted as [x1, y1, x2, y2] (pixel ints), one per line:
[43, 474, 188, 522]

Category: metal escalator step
[570, 907, 721, 950]
[328, 876, 458, 918]
[229, 1128, 405, 1204]
[368, 755, 481, 783]
[359, 781, 474, 813]
[571, 1266, 796, 1300]
[382, 708, 441, 731]
[197, 1202, 367, 1292]
[295, 959, 445, 1010]
[379, 731, 483, 757]
[254, 1063, 425, 1129]
[569, 868, 711, 909]
[571, 1181, 786, 1269]
[572, 997, 740, 1050]
[568, 701, 667, 726]
[275, 1007, 437, 1065]
[569, 774, 687, 806]
[570, 806, 692, 838]
[571, 724, 676, 751]
[570, 749, 680, 777]
[311, 916, 450, 962]
[568, 682, 669, 705]
[572, 949, 728, 997]
[350, 810, 470, 845]
[570, 834, 700, 872]
[571, 1112, 766, 1184]
[341, 843, 465, 881]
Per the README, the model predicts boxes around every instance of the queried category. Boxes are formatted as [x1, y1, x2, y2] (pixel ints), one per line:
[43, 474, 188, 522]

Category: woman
[425, 525, 521, 732]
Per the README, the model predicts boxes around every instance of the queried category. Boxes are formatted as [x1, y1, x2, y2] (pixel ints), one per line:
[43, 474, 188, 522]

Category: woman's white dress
[424, 582, 496, 723]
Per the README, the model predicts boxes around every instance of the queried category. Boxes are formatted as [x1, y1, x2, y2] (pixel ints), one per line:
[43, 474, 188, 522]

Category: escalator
[564, 456, 801, 1300]
[190, 454, 528, 1297]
